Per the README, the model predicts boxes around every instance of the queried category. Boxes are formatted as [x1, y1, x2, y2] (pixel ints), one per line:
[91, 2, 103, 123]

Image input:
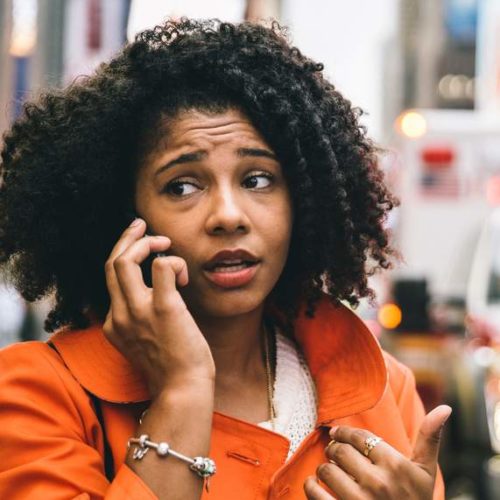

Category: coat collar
[50, 296, 387, 422]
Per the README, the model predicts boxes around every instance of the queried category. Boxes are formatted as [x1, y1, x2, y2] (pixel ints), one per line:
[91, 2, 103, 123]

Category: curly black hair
[0, 18, 397, 334]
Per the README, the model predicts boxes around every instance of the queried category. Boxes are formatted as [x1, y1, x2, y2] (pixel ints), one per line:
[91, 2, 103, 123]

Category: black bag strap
[47, 341, 115, 481]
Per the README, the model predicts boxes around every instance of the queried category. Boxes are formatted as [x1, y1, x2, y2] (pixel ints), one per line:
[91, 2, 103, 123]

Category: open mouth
[207, 260, 257, 273]
[203, 260, 260, 288]
[202, 249, 261, 288]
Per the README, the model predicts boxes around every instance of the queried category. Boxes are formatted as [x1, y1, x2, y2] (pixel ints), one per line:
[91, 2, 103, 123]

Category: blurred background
[1, 0, 500, 498]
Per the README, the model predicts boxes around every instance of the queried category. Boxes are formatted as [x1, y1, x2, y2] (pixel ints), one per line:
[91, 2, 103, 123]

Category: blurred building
[400, 0, 477, 110]
[475, 0, 500, 113]
[63, 0, 130, 85]
[381, 0, 480, 140]
[0, 0, 130, 133]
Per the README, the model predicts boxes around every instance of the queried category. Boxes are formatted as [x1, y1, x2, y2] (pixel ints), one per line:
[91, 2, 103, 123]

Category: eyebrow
[236, 148, 278, 161]
[154, 147, 278, 177]
[154, 151, 207, 176]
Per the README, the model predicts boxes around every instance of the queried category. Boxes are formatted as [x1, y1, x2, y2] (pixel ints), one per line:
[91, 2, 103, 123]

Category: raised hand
[103, 218, 215, 398]
[304, 405, 452, 499]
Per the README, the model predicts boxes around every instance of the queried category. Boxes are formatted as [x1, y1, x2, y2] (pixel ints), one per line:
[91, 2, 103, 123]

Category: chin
[182, 287, 268, 319]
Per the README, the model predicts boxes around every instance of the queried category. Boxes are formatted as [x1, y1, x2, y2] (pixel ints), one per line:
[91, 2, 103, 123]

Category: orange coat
[0, 298, 444, 499]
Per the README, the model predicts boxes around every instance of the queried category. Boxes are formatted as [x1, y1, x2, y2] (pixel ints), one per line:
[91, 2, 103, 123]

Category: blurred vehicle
[392, 109, 500, 303]
[468, 209, 500, 343]
[378, 107, 500, 339]
[457, 207, 500, 500]
[373, 109, 500, 499]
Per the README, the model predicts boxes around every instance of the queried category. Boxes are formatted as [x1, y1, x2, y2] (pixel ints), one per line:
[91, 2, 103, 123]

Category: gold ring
[363, 436, 382, 457]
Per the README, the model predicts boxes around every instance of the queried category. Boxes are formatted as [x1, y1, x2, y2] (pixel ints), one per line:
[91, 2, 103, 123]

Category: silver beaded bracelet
[127, 434, 216, 491]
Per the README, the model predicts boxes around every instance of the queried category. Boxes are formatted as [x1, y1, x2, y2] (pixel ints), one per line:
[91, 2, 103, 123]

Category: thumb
[412, 405, 452, 475]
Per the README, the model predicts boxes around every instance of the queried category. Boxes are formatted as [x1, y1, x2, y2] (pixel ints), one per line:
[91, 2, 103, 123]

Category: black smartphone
[141, 247, 168, 288]
[128, 212, 169, 288]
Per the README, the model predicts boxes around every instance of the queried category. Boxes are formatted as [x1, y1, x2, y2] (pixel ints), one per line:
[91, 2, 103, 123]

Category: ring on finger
[363, 436, 382, 457]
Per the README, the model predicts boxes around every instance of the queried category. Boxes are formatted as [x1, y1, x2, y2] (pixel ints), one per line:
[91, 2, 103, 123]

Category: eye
[243, 173, 273, 189]
[163, 180, 200, 197]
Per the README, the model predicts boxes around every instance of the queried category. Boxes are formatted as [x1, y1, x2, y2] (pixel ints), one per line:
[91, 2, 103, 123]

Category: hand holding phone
[103, 216, 215, 398]
[128, 212, 171, 288]
[141, 239, 169, 288]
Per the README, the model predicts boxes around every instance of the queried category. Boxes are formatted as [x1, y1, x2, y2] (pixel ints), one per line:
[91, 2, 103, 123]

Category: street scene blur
[1, 0, 500, 498]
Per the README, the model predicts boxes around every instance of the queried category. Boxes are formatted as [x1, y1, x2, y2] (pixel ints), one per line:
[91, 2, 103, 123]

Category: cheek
[160, 225, 199, 262]
[263, 203, 293, 257]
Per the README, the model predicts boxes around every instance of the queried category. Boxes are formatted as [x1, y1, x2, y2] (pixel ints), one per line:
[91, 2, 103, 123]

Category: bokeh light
[397, 110, 427, 138]
[378, 303, 403, 330]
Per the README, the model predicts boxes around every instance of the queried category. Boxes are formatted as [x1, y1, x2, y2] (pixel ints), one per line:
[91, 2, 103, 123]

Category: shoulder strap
[47, 341, 115, 481]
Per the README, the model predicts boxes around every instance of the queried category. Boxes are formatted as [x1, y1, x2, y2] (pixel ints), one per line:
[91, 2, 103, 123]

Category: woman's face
[134, 108, 293, 319]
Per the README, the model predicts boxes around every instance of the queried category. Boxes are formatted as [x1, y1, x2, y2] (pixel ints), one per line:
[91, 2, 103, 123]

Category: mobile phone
[128, 212, 169, 287]
[141, 246, 169, 288]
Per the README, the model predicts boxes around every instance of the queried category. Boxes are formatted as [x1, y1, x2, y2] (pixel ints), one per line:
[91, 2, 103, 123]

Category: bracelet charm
[128, 434, 216, 491]
[190, 456, 217, 477]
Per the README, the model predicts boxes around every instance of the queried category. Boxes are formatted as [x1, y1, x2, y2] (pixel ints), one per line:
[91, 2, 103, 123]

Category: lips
[203, 249, 261, 288]
[209, 262, 253, 273]
[203, 249, 259, 271]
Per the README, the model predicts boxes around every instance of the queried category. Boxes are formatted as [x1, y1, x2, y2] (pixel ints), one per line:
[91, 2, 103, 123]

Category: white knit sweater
[257, 331, 318, 461]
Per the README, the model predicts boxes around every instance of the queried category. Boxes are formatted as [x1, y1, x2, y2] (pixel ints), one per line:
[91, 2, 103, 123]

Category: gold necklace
[264, 322, 276, 430]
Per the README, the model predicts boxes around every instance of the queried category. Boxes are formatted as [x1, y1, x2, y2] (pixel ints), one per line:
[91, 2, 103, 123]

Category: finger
[114, 235, 172, 303]
[105, 219, 147, 314]
[315, 462, 363, 499]
[108, 218, 146, 261]
[303, 476, 335, 500]
[332, 426, 401, 465]
[412, 405, 452, 475]
[151, 255, 189, 303]
[325, 440, 376, 485]
[103, 309, 113, 338]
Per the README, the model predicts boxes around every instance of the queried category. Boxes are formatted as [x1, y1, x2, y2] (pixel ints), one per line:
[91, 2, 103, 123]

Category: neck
[194, 306, 267, 384]
[190, 306, 277, 423]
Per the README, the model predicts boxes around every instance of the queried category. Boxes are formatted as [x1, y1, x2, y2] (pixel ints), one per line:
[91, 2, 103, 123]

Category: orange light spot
[378, 303, 402, 330]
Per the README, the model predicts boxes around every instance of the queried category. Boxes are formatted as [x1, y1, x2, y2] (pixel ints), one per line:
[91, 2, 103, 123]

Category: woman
[0, 19, 450, 499]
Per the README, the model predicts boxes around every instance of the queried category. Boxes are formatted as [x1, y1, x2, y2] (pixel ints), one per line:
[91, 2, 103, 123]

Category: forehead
[157, 108, 270, 152]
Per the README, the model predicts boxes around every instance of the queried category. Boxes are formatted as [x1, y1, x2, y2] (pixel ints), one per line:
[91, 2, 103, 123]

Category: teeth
[212, 262, 251, 273]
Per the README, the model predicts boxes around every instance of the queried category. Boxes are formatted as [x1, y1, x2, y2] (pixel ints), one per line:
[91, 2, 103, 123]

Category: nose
[205, 185, 250, 235]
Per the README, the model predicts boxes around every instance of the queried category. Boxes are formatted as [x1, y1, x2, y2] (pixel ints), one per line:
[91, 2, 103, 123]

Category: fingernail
[130, 218, 142, 227]
[325, 439, 336, 453]
[329, 426, 339, 437]
[442, 406, 453, 425]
